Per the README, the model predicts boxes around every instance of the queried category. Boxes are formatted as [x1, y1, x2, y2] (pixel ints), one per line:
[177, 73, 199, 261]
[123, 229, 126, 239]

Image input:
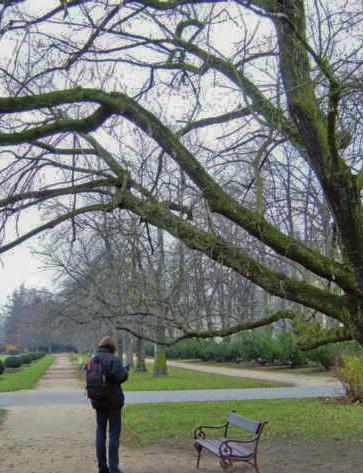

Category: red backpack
[85, 357, 112, 401]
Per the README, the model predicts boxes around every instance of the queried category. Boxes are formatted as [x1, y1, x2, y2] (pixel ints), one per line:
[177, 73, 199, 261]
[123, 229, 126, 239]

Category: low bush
[32, 351, 46, 360]
[306, 346, 335, 370]
[162, 332, 363, 369]
[145, 342, 154, 357]
[254, 333, 283, 365]
[278, 333, 307, 368]
[335, 355, 363, 402]
[19, 354, 33, 364]
[4, 356, 22, 369]
[167, 339, 202, 359]
[305, 341, 363, 370]
[0, 359, 4, 375]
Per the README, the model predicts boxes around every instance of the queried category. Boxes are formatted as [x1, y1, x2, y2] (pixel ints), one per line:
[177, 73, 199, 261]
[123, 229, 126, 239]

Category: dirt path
[0, 354, 97, 473]
[0, 354, 361, 473]
[166, 360, 337, 386]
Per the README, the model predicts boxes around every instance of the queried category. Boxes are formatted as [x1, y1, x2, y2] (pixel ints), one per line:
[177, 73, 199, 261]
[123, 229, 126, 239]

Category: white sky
[0, 241, 54, 307]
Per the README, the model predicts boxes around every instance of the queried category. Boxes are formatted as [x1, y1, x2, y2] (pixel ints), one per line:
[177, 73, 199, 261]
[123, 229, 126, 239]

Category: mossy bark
[135, 336, 147, 372]
[123, 333, 134, 369]
[153, 324, 168, 376]
[153, 346, 167, 376]
[115, 331, 124, 364]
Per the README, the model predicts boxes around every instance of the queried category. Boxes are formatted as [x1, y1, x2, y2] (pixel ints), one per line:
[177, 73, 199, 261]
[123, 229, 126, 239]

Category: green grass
[123, 398, 363, 447]
[0, 355, 54, 392]
[124, 363, 290, 391]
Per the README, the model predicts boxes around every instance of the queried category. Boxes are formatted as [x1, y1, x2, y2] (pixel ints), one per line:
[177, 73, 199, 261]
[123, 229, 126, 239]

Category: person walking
[86, 336, 129, 473]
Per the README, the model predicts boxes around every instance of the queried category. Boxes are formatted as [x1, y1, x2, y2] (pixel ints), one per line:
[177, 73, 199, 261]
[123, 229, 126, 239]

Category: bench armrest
[194, 423, 228, 439]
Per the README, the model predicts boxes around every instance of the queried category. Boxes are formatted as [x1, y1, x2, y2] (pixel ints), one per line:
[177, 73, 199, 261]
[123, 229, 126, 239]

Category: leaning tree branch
[298, 326, 353, 351]
[0, 87, 356, 291]
[119, 191, 352, 321]
[0, 177, 119, 209]
[172, 309, 298, 343]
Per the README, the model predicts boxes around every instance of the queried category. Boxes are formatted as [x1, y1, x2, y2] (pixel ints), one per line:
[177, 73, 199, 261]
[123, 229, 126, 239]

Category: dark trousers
[96, 408, 122, 473]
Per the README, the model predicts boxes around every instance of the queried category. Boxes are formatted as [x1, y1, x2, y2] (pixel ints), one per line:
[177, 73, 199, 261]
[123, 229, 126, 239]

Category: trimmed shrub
[254, 334, 282, 365]
[145, 343, 154, 357]
[306, 346, 335, 370]
[32, 351, 46, 360]
[305, 341, 363, 370]
[0, 359, 4, 375]
[278, 333, 307, 368]
[4, 356, 22, 368]
[19, 354, 33, 364]
[167, 339, 202, 359]
[335, 355, 363, 402]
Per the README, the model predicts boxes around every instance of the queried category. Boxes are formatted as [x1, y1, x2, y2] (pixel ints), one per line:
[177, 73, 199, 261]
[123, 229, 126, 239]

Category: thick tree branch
[0, 87, 356, 291]
[173, 309, 298, 342]
[119, 191, 352, 321]
[298, 327, 353, 351]
[0, 106, 112, 145]
[178, 107, 251, 136]
[0, 178, 118, 209]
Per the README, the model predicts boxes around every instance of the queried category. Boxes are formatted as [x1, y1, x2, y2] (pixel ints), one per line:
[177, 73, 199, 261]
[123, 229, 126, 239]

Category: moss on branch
[117, 192, 351, 321]
[0, 86, 356, 291]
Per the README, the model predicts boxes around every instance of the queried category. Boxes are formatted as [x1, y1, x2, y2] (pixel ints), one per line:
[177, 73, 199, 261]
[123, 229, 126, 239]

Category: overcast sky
[0, 204, 56, 307]
[0, 242, 54, 307]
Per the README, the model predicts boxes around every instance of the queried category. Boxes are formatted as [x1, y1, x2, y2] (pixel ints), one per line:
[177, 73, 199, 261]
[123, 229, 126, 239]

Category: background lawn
[123, 398, 363, 447]
[124, 363, 290, 391]
[0, 355, 54, 392]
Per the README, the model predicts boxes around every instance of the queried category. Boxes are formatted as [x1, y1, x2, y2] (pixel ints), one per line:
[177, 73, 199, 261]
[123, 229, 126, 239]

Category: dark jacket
[91, 346, 129, 410]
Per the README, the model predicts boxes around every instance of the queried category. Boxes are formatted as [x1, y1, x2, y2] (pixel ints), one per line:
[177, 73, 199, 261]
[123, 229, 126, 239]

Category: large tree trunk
[153, 323, 167, 376]
[115, 331, 124, 364]
[123, 333, 134, 368]
[135, 336, 147, 372]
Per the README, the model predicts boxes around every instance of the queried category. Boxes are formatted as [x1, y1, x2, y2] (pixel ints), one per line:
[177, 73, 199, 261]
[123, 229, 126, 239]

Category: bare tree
[0, 1, 362, 349]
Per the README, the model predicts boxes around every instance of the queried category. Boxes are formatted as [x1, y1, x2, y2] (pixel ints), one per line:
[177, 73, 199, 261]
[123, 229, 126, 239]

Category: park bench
[193, 412, 268, 472]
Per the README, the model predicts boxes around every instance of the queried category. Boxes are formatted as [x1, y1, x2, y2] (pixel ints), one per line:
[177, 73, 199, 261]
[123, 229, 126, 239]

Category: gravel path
[166, 359, 337, 386]
[0, 357, 344, 408]
[0, 355, 98, 473]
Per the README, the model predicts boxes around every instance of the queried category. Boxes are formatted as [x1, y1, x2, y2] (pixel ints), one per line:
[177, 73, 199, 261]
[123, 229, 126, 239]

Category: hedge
[159, 334, 362, 369]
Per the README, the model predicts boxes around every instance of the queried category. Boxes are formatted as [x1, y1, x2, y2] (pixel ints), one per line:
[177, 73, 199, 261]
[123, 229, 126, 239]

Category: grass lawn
[123, 398, 363, 447]
[125, 363, 290, 391]
[0, 355, 54, 392]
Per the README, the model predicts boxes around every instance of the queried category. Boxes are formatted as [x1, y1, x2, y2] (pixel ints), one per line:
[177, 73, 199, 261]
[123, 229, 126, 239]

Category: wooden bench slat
[195, 438, 254, 459]
[227, 413, 262, 434]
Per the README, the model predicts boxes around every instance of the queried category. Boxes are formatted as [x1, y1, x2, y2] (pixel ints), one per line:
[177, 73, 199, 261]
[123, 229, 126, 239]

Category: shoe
[99, 469, 109, 473]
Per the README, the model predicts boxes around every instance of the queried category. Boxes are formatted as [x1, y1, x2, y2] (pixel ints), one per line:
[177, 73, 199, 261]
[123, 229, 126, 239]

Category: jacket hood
[97, 346, 112, 354]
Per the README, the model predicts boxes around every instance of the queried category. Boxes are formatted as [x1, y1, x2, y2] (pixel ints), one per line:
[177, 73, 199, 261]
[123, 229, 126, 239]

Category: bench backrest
[227, 413, 263, 435]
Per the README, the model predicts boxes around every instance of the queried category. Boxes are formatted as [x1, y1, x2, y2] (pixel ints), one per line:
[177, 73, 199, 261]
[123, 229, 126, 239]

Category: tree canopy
[0, 0, 362, 347]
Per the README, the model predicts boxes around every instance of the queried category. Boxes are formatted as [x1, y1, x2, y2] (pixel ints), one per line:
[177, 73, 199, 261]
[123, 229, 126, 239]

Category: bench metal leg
[194, 443, 203, 469]
[253, 457, 261, 473]
[220, 458, 233, 471]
